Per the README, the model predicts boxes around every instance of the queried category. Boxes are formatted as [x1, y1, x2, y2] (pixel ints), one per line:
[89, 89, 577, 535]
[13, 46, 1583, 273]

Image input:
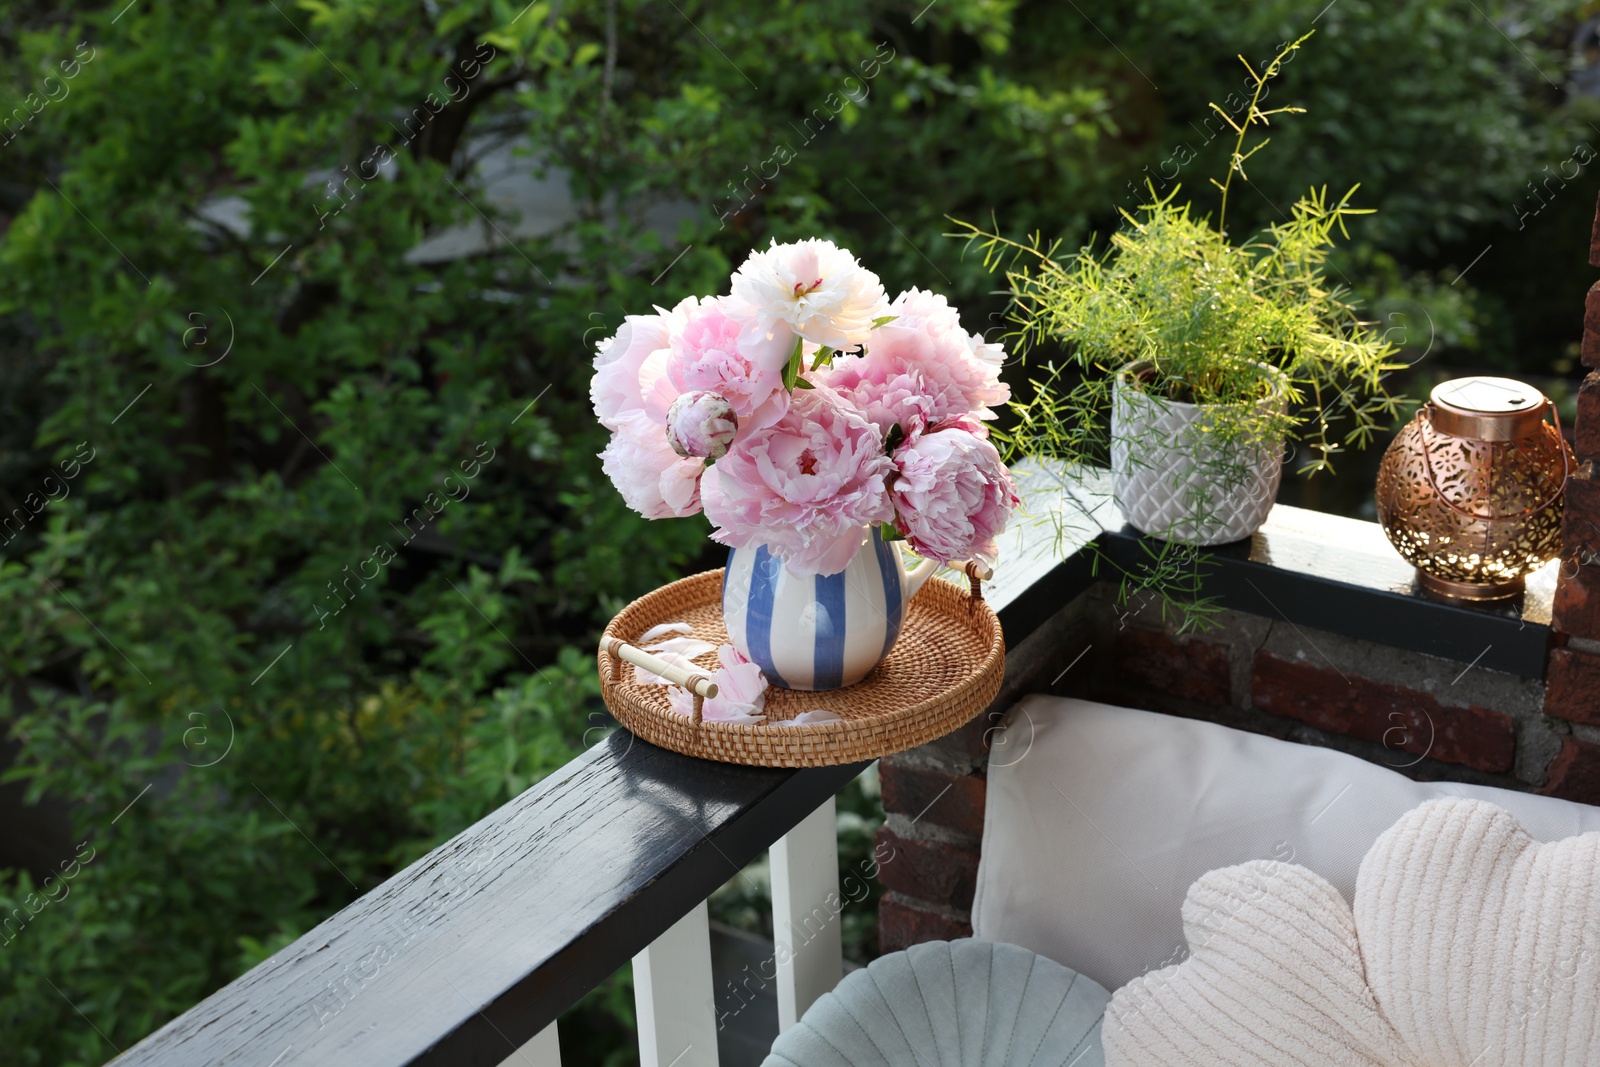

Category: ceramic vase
[721, 525, 937, 690]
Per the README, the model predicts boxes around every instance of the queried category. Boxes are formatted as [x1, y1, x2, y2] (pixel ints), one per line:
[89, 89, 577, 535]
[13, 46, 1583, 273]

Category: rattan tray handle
[959, 560, 993, 602]
[599, 635, 719, 724]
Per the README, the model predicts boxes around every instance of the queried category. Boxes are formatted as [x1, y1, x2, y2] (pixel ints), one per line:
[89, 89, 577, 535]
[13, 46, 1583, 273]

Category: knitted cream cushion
[1356, 798, 1600, 1064]
[1102, 798, 1600, 1067]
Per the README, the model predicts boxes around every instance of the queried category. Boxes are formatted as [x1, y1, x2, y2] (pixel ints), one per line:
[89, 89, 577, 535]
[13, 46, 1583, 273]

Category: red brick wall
[1252, 652, 1516, 774]
[1082, 592, 1557, 793]
[874, 598, 1091, 955]
[872, 718, 987, 953]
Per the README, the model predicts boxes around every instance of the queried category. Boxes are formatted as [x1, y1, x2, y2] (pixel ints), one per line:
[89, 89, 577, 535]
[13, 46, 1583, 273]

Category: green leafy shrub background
[0, 0, 1592, 1063]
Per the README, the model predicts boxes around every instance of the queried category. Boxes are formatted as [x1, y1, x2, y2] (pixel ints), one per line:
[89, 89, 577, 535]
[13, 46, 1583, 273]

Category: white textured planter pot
[1110, 365, 1285, 546]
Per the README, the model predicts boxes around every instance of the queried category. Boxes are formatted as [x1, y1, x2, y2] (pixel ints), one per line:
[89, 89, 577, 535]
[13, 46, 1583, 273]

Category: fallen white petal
[644, 637, 717, 661]
[775, 709, 844, 727]
[639, 621, 693, 644]
[709, 709, 767, 724]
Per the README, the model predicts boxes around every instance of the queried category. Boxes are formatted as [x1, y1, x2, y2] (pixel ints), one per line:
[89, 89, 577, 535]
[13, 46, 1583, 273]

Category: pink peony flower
[590, 305, 680, 432]
[599, 410, 705, 519]
[667, 644, 769, 723]
[701, 385, 895, 575]
[815, 289, 1009, 438]
[666, 391, 738, 460]
[729, 238, 889, 352]
[646, 296, 790, 435]
[879, 288, 1010, 418]
[817, 358, 971, 441]
[890, 426, 1019, 567]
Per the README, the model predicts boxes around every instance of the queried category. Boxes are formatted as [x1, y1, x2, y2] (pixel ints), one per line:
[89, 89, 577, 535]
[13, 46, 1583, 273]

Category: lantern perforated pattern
[1376, 377, 1572, 599]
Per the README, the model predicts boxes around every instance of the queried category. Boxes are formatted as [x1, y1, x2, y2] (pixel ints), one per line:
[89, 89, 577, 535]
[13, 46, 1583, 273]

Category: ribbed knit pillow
[1103, 798, 1600, 1067]
[1356, 798, 1600, 1066]
[1102, 860, 1416, 1067]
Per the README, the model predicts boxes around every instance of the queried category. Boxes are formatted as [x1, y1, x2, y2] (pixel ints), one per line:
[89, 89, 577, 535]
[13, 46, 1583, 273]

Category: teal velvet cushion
[763, 938, 1108, 1067]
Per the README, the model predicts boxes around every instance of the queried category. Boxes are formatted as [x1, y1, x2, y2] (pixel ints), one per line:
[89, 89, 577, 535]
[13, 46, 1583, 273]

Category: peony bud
[666, 390, 738, 460]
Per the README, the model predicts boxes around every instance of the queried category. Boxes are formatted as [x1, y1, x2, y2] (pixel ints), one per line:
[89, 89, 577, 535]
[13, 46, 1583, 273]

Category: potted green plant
[956, 33, 1403, 558]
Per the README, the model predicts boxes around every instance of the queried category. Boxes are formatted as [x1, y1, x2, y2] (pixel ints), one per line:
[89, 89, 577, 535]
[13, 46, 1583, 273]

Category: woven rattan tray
[597, 568, 1004, 767]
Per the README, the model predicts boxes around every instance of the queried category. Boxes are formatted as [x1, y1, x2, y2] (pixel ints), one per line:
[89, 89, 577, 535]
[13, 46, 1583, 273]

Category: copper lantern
[1376, 376, 1572, 601]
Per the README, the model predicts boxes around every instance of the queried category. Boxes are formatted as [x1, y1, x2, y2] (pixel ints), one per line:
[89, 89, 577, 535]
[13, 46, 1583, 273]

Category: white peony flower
[591, 295, 697, 432]
[729, 238, 888, 352]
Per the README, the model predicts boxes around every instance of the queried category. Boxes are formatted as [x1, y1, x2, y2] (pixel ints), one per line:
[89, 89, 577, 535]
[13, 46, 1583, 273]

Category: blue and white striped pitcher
[721, 525, 938, 691]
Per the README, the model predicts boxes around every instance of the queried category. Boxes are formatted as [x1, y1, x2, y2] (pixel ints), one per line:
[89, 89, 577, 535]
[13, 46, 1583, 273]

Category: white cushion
[1097, 799, 1600, 1067]
[972, 696, 1600, 992]
[1354, 799, 1600, 1065]
[1102, 861, 1411, 1067]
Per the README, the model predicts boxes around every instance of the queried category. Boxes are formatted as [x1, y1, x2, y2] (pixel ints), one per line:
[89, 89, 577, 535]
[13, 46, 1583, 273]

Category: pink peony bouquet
[590, 238, 1020, 576]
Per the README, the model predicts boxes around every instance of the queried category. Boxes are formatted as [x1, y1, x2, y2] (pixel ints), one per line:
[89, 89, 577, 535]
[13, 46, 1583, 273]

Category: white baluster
[496, 1022, 561, 1067]
[770, 796, 842, 1031]
[634, 899, 719, 1067]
